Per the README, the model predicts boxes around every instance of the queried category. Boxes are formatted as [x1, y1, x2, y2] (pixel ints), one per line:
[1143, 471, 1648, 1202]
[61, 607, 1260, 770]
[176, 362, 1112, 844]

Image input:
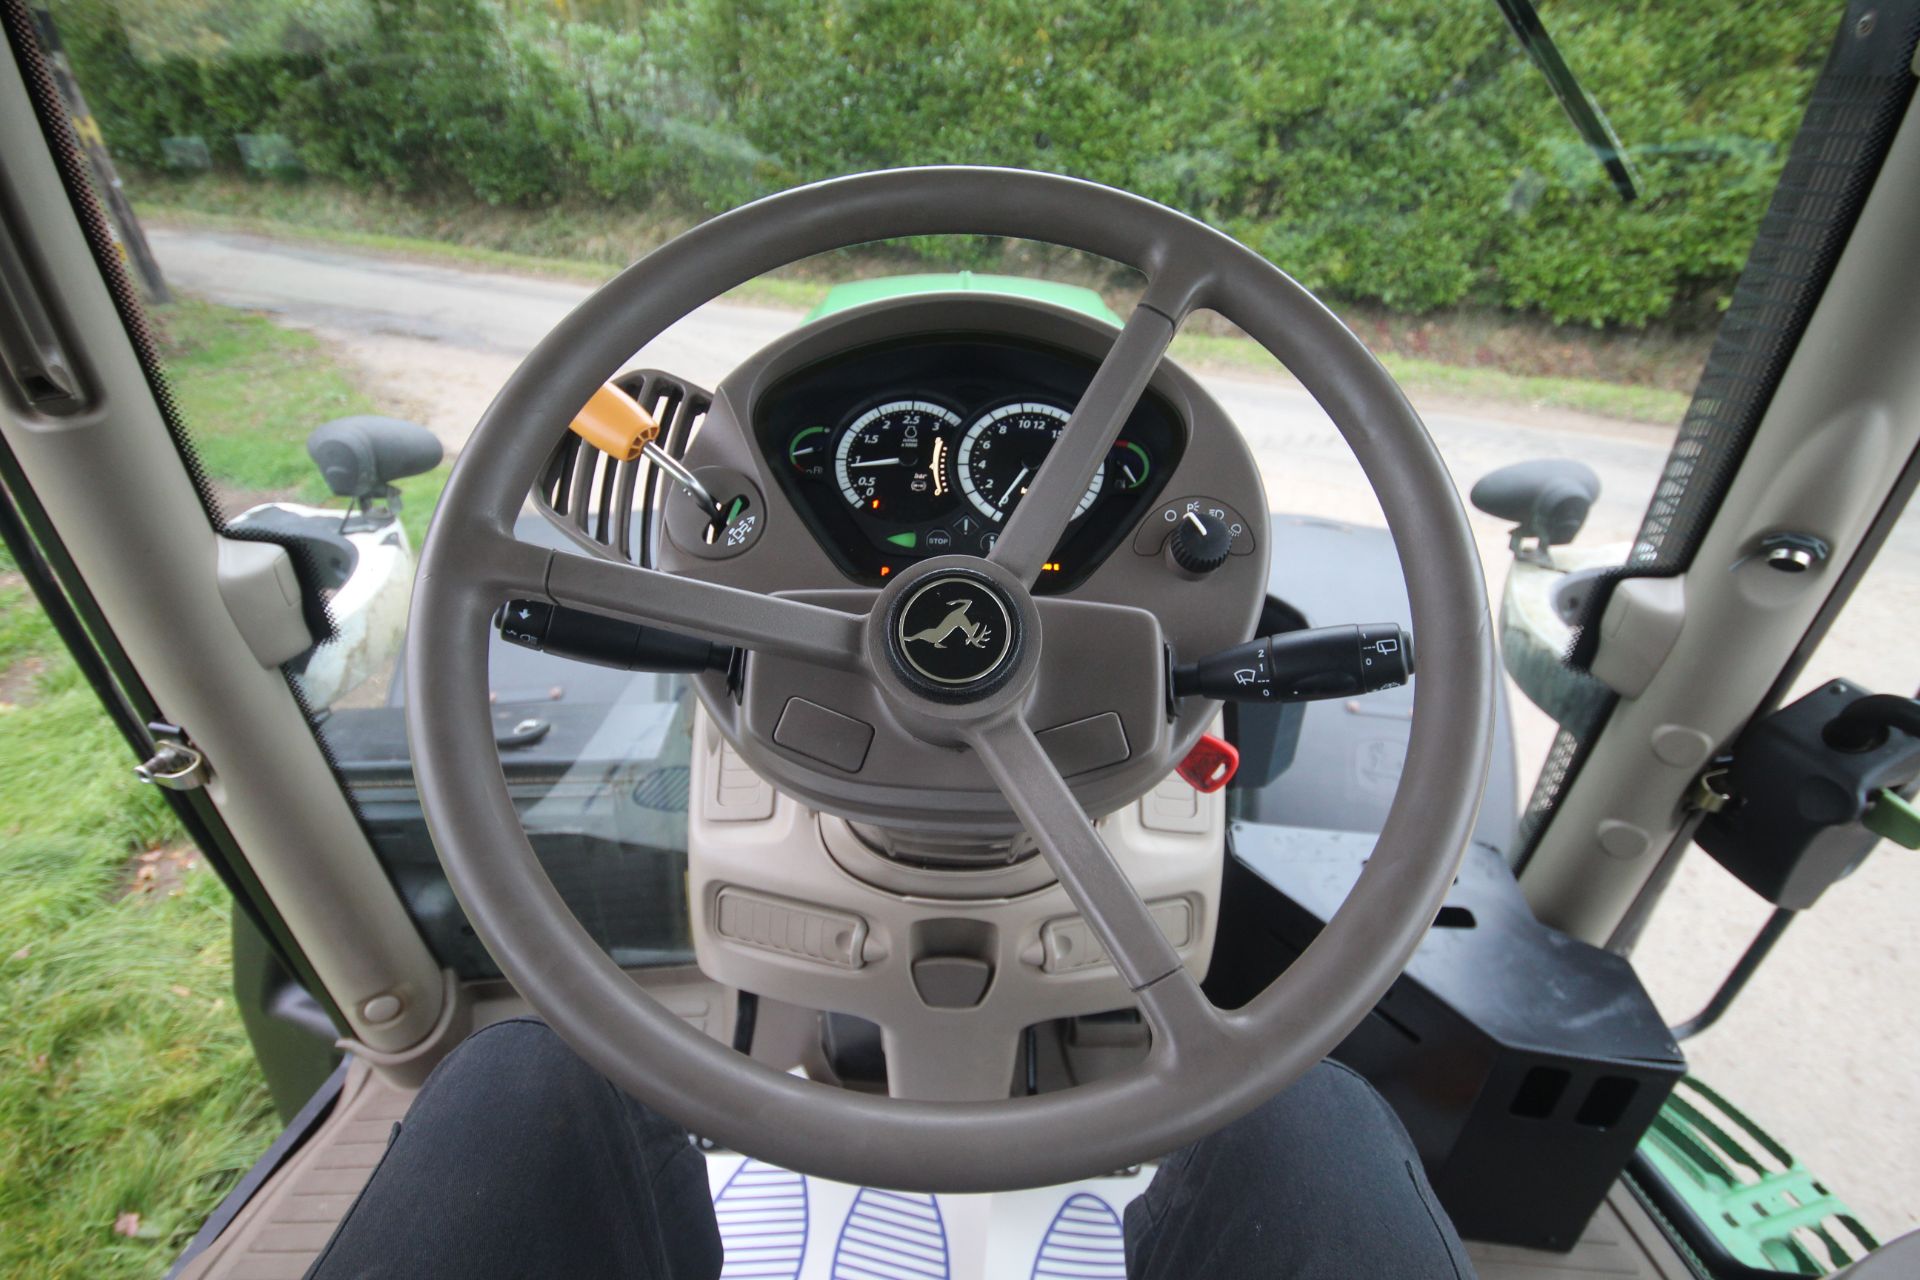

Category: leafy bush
[53, 0, 1838, 327]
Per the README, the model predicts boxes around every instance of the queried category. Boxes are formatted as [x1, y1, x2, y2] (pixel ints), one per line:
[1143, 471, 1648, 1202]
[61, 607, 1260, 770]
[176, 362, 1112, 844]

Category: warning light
[1042, 562, 1063, 572]
[870, 500, 882, 510]
[878, 565, 892, 577]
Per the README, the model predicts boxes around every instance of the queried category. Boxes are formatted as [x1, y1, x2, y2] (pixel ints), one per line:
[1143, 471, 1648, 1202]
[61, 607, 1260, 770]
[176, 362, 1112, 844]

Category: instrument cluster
[755, 336, 1184, 592]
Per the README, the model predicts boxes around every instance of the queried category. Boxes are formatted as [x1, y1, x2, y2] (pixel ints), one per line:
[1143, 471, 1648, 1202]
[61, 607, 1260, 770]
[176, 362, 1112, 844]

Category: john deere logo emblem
[894, 575, 1015, 690]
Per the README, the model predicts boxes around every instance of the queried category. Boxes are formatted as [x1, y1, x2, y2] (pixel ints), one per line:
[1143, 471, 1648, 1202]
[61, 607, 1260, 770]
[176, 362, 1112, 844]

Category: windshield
[36, 0, 1914, 1234]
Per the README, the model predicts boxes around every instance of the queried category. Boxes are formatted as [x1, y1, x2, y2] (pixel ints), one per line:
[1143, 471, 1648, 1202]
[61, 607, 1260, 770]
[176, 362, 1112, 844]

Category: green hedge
[56, 0, 1837, 327]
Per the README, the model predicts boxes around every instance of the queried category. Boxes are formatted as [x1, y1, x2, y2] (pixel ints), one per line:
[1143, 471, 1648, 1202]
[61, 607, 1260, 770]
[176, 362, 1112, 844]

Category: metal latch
[134, 721, 208, 791]
[1687, 764, 1731, 814]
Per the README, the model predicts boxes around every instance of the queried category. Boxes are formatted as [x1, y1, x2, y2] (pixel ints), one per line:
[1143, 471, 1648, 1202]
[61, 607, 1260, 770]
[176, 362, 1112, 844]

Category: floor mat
[704, 1153, 1152, 1280]
[713, 1159, 809, 1278]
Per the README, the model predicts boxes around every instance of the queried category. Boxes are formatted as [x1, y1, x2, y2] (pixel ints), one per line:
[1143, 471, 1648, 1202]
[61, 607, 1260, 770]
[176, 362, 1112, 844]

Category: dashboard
[754, 336, 1185, 593]
[652, 293, 1270, 831]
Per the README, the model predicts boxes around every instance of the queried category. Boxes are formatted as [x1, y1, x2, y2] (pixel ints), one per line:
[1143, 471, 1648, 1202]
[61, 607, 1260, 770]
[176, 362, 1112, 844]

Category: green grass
[1168, 331, 1692, 427]
[152, 299, 382, 502]
[0, 299, 400, 1278]
[0, 571, 58, 671]
[0, 684, 274, 1278]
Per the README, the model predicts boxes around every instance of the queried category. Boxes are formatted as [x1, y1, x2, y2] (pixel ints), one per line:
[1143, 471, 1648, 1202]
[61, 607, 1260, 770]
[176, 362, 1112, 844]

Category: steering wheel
[405, 167, 1495, 1192]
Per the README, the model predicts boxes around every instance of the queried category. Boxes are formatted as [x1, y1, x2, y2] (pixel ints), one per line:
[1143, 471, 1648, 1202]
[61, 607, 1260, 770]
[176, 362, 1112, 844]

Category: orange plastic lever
[570, 382, 659, 461]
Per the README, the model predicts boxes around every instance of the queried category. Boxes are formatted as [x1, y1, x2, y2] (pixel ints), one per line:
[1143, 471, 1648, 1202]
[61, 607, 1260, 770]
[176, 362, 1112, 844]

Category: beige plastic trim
[215, 537, 314, 668]
[686, 708, 1224, 1101]
[1523, 99, 1920, 941]
[333, 969, 470, 1089]
[1589, 576, 1686, 698]
[174, 1056, 413, 1280]
[0, 59, 444, 1049]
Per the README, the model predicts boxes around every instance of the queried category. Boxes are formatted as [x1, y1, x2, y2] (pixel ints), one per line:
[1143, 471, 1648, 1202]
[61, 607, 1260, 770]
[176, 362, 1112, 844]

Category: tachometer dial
[957, 402, 1104, 523]
[833, 400, 961, 522]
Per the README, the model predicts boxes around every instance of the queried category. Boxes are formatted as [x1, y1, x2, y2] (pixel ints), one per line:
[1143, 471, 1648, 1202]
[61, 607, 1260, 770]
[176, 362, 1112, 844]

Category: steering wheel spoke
[967, 716, 1229, 1059]
[987, 270, 1198, 585]
[536, 542, 868, 669]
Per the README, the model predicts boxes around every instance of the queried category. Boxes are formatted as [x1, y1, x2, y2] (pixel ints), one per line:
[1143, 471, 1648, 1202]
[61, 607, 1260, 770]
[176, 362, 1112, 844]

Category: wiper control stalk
[1173, 624, 1413, 704]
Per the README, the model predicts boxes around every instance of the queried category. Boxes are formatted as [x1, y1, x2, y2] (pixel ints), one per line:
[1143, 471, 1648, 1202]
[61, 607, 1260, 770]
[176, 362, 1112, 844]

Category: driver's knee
[1125, 1061, 1474, 1279]
[412, 1016, 705, 1184]
[1205, 1059, 1418, 1171]
[415, 1016, 603, 1116]
[415, 1019, 721, 1271]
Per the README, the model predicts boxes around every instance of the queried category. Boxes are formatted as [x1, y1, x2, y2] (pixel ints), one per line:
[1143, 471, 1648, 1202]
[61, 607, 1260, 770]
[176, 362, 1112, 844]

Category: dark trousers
[308, 1018, 1473, 1279]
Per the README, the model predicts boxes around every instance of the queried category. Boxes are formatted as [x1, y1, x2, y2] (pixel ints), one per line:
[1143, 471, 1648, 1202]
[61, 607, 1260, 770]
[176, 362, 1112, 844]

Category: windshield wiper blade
[1492, 0, 1640, 202]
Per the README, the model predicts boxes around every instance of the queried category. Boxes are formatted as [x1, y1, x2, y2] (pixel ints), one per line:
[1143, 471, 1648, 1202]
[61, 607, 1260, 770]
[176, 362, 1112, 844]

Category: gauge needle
[998, 465, 1032, 508]
[853, 458, 903, 469]
[1123, 463, 1140, 486]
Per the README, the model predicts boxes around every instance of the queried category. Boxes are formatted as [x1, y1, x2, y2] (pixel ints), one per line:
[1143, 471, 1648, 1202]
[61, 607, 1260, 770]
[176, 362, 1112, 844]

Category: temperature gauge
[787, 425, 830, 480]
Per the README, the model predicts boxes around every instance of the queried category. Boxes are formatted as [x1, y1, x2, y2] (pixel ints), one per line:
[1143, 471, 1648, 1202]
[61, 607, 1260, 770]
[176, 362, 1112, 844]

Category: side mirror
[307, 416, 442, 504]
[1470, 459, 1600, 555]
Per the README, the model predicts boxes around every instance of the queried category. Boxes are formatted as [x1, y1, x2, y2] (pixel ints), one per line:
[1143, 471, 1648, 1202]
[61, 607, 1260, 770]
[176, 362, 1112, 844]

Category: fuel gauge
[1110, 439, 1152, 492]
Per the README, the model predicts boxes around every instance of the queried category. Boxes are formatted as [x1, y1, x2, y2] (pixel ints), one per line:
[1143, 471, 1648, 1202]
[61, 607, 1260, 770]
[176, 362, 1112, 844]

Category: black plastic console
[1209, 826, 1685, 1252]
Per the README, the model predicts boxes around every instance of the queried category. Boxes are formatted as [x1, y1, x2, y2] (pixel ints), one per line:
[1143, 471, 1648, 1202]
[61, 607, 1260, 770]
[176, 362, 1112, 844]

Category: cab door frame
[0, 16, 447, 1056]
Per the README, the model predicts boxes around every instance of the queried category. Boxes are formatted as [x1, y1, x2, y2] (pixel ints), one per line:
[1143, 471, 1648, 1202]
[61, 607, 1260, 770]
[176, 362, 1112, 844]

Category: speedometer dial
[833, 400, 961, 522]
[956, 402, 1104, 523]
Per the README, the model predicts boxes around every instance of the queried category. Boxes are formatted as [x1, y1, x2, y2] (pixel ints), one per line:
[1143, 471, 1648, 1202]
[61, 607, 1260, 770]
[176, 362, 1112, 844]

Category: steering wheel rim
[405, 166, 1496, 1192]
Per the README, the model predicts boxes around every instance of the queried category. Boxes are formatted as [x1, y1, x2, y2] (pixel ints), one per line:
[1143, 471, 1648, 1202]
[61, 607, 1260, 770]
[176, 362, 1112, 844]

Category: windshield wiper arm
[1492, 0, 1640, 202]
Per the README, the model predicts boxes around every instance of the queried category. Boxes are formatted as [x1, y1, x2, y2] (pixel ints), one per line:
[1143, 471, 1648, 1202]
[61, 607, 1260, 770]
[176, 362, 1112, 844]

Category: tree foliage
[54, 0, 1840, 327]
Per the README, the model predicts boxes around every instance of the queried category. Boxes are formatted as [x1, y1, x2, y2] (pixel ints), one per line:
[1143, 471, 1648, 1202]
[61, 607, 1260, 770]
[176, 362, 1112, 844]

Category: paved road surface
[152, 226, 1920, 1236]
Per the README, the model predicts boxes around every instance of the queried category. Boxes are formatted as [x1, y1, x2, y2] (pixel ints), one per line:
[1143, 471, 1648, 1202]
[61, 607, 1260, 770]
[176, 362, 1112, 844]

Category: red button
[1176, 733, 1239, 793]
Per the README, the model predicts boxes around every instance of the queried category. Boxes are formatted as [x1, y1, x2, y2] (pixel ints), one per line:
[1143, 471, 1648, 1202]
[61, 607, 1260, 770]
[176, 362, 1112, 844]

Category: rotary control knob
[1169, 509, 1232, 574]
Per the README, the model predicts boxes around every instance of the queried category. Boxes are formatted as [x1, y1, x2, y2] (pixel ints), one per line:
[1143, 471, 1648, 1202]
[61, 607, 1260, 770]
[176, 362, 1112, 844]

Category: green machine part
[805, 272, 1124, 326]
[1862, 787, 1920, 849]
[1638, 1077, 1878, 1275]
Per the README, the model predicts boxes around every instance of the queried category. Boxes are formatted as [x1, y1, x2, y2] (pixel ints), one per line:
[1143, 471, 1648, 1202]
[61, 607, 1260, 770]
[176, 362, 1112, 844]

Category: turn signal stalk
[497, 599, 733, 674]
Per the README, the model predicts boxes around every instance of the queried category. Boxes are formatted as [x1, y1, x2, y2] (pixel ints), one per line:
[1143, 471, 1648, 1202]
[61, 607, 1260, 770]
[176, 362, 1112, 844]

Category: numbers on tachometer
[833, 400, 962, 523]
[957, 402, 1104, 523]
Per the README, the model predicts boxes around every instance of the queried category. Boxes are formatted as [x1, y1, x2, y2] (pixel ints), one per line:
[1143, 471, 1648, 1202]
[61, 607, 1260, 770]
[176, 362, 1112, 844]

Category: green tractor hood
[805, 272, 1122, 326]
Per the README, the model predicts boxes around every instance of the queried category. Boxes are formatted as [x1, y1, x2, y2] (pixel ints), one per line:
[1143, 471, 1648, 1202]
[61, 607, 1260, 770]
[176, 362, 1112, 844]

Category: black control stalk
[1173, 624, 1413, 703]
[497, 599, 734, 674]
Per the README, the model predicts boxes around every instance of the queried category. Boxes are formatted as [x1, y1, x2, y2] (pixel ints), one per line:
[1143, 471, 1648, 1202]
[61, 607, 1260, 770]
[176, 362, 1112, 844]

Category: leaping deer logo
[903, 598, 994, 650]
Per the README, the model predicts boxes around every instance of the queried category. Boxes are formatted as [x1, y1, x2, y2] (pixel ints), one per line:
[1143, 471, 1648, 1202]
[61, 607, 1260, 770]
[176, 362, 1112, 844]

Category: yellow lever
[569, 382, 659, 461]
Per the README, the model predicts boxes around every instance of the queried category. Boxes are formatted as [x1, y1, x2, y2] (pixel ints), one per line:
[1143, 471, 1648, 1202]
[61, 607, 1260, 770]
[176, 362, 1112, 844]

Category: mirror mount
[1470, 459, 1602, 565]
